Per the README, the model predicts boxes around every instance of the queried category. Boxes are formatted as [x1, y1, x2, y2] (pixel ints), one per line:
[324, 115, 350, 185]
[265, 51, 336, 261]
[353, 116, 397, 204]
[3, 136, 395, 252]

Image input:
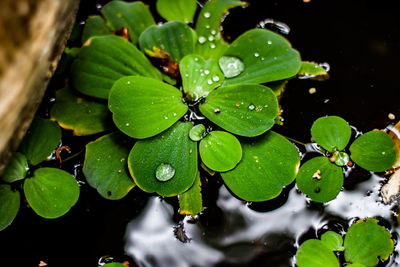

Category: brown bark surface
[0, 0, 80, 173]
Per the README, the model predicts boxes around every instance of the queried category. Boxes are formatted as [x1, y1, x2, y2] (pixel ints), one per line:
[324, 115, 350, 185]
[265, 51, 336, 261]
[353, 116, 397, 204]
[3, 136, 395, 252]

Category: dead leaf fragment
[38, 261, 48, 267]
[381, 169, 400, 204]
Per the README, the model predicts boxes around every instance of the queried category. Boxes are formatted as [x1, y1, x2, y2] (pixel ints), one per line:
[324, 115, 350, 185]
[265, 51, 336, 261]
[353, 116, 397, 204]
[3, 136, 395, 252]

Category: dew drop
[204, 69, 210, 75]
[164, 116, 169, 120]
[254, 52, 259, 57]
[125, 123, 130, 126]
[207, 79, 213, 85]
[208, 36, 214, 41]
[173, 113, 177, 116]
[198, 36, 206, 44]
[212, 75, 220, 82]
[211, 30, 217, 35]
[218, 56, 245, 78]
[248, 104, 255, 111]
[155, 163, 175, 182]
[185, 73, 189, 77]
[205, 25, 210, 29]
[204, 12, 211, 18]
[194, 57, 199, 61]
[127, 81, 131, 84]
[210, 43, 216, 49]
[267, 41, 272, 45]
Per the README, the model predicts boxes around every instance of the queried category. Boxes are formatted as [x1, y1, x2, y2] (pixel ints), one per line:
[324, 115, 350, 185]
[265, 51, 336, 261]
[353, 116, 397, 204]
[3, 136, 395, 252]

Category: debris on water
[218, 56, 245, 78]
[388, 113, 396, 120]
[309, 87, 317, 94]
[173, 223, 191, 243]
[257, 18, 290, 35]
[155, 163, 175, 182]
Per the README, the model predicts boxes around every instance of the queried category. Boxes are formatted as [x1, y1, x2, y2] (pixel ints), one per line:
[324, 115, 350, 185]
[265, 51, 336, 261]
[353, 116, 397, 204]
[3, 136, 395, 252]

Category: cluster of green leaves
[296, 116, 396, 203]
[0, 118, 80, 231]
[46, 0, 326, 215]
[296, 218, 394, 267]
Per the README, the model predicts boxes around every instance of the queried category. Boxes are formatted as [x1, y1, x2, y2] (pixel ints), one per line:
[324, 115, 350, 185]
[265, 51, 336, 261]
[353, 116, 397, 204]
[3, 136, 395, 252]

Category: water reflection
[125, 174, 399, 266]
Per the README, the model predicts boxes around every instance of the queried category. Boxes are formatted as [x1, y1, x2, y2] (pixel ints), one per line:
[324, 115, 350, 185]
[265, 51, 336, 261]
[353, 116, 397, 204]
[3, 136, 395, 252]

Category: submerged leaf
[101, 0, 155, 45]
[23, 168, 80, 219]
[296, 157, 343, 203]
[350, 131, 396, 172]
[296, 239, 340, 267]
[199, 131, 242, 172]
[221, 131, 300, 201]
[2, 152, 29, 183]
[222, 29, 301, 86]
[50, 86, 113, 136]
[109, 76, 188, 139]
[195, 0, 245, 59]
[0, 184, 20, 231]
[19, 117, 61, 166]
[84, 133, 135, 200]
[311, 116, 351, 152]
[128, 122, 198, 196]
[156, 0, 197, 23]
[179, 172, 202, 216]
[199, 84, 278, 137]
[139, 21, 196, 62]
[180, 54, 224, 101]
[71, 35, 162, 99]
[298, 61, 329, 79]
[344, 218, 394, 266]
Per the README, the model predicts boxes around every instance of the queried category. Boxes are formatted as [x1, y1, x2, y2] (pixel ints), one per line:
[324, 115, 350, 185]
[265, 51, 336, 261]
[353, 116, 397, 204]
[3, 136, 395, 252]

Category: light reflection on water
[125, 174, 399, 267]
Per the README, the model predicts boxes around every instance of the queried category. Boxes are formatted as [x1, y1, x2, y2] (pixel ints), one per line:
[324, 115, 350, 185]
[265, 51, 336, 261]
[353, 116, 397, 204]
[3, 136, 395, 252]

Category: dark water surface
[1, 0, 400, 266]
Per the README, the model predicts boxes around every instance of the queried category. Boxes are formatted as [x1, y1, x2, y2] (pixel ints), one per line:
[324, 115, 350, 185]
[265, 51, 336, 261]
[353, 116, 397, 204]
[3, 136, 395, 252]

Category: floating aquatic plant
[296, 116, 396, 203]
[52, 0, 312, 209]
[296, 218, 394, 267]
[0, 117, 80, 231]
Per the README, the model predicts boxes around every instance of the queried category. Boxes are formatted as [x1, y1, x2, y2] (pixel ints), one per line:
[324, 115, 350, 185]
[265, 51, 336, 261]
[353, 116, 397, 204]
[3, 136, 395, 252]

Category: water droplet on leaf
[155, 163, 175, 182]
[248, 104, 255, 111]
[219, 56, 245, 78]
[204, 12, 211, 18]
[198, 36, 206, 44]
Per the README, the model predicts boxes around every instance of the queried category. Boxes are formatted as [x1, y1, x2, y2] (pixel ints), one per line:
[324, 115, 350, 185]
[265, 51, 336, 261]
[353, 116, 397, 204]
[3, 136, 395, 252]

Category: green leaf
[180, 54, 224, 101]
[189, 124, 207, 142]
[346, 264, 367, 267]
[350, 131, 396, 172]
[139, 21, 196, 62]
[81, 15, 111, 43]
[50, 86, 113, 136]
[320, 231, 344, 252]
[0, 184, 20, 231]
[296, 239, 340, 267]
[222, 29, 301, 86]
[267, 80, 288, 97]
[296, 157, 343, 203]
[71, 35, 162, 99]
[311, 116, 351, 152]
[109, 76, 188, 139]
[2, 152, 29, 183]
[101, 0, 155, 45]
[199, 131, 242, 172]
[179, 171, 202, 216]
[19, 117, 61, 166]
[128, 122, 197, 196]
[199, 84, 278, 137]
[195, 0, 245, 59]
[344, 218, 394, 267]
[23, 168, 80, 219]
[221, 131, 300, 201]
[298, 61, 328, 78]
[156, 0, 197, 23]
[103, 263, 127, 267]
[83, 133, 135, 200]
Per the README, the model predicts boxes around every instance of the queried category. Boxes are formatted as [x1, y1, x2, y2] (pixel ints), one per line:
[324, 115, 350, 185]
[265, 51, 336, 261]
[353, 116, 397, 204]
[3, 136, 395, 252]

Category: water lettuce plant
[0, 117, 80, 231]
[296, 218, 394, 267]
[296, 116, 396, 203]
[50, 0, 313, 212]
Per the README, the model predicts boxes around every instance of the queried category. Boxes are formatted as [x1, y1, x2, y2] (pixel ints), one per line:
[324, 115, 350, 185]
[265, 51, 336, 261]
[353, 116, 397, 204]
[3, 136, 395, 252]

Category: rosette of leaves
[296, 116, 396, 203]
[53, 0, 309, 214]
[296, 218, 394, 267]
[0, 117, 80, 231]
